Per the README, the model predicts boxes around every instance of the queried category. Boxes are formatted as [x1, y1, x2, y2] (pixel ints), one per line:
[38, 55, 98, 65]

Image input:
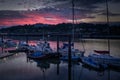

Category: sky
[0, 0, 120, 27]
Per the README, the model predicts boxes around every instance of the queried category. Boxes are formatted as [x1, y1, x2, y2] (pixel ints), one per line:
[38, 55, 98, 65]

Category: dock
[0, 48, 17, 59]
[0, 52, 16, 59]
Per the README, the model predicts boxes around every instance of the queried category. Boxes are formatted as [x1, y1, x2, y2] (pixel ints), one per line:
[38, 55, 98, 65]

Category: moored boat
[81, 56, 108, 70]
[94, 50, 109, 54]
[27, 51, 47, 59]
[60, 54, 80, 61]
[88, 54, 120, 68]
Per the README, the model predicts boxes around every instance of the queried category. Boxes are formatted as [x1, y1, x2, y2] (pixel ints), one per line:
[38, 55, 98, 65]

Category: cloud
[99, 11, 120, 16]
[0, 10, 27, 19]
[0, 0, 120, 26]
[0, 0, 5, 3]
[0, 10, 69, 26]
[0, 0, 120, 10]
[111, 0, 120, 3]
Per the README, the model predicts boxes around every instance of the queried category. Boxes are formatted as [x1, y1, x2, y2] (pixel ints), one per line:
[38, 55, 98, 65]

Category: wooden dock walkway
[0, 52, 16, 59]
[0, 48, 17, 59]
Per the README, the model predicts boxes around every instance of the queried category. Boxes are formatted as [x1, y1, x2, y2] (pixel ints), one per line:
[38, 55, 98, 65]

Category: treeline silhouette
[0, 23, 120, 39]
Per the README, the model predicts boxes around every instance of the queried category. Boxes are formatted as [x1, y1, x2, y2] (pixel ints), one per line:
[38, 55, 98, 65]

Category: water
[0, 39, 120, 80]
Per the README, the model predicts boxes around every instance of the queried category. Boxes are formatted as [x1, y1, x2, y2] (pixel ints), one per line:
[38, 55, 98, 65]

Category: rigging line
[105, 0, 110, 54]
[81, 39, 85, 53]
[73, 2, 85, 53]
[76, 19, 85, 53]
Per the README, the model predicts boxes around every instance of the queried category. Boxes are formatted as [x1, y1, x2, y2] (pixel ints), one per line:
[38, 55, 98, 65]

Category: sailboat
[88, 0, 120, 68]
[27, 28, 56, 59]
[81, 56, 106, 69]
[60, 0, 84, 61]
[27, 51, 47, 59]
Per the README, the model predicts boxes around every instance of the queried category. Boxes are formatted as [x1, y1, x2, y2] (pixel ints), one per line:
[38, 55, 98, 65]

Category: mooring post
[57, 62, 60, 75]
[26, 35, 28, 44]
[68, 35, 71, 80]
[1, 35, 4, 53]
[57, 36, 59, 57]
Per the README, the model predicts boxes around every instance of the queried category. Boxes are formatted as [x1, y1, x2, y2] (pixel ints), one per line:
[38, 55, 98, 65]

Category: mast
[72, 0, 75, 44]
[106, 1, 110, 79]
[105, 0, 110, 54]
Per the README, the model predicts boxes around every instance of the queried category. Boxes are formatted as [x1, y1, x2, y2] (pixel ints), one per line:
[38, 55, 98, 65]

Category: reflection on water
[0, 39, 120, 80]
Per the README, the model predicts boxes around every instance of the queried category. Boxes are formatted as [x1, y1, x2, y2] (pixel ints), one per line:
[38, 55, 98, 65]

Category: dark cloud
[0, 10, 27, 19]
[49, 0, 103, 9]
[111, 0, 120, 2]
[0, 0, 119, 26]
[32, 6, 97, 20]
[52, 0, 120, 9]
[17, 2, 23, 5]
[99, 11, 120, 16]
[0, 0, 5, 3]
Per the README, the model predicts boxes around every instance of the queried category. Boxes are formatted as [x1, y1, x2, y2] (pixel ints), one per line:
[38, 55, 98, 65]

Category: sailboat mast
[72, 0, 75, 43]
[106, 0, 109, 25]
[105, 0, 110, 54]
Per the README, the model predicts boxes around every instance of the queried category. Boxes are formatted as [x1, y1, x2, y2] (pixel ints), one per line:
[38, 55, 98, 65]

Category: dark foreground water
[0, 39, 120, 80]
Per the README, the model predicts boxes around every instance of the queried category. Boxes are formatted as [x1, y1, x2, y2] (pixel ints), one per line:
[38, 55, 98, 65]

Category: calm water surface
[0, 39, 120, 80]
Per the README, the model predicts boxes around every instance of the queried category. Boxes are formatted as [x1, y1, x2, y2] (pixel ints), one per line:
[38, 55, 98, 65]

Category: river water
[0, 39, 120, 80]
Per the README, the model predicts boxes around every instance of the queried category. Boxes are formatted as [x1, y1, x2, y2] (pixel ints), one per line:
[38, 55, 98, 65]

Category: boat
[88, 0, 120, 68]
[27, 51, 47, 59]
[0, 39, 16, 48]
[94, 50, 109, 54]
[36, 40, 54, 53]
[81, 57, 100, 69]
[59, 43, 84, 57]
[59, 42, 84, 61]
[59, 0, 85, 59]
[36, 41, 59, 58]
[59, 43, 82, 53]
[4, 39, 17, 47]
[88, 54, 120, 68]
[16, 41, 29, 50]
[81, 56, 107, 70]
[60, 54, 80, 61]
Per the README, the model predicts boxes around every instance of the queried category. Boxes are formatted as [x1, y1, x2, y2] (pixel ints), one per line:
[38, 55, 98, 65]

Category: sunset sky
[0, 0, 120, 27]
